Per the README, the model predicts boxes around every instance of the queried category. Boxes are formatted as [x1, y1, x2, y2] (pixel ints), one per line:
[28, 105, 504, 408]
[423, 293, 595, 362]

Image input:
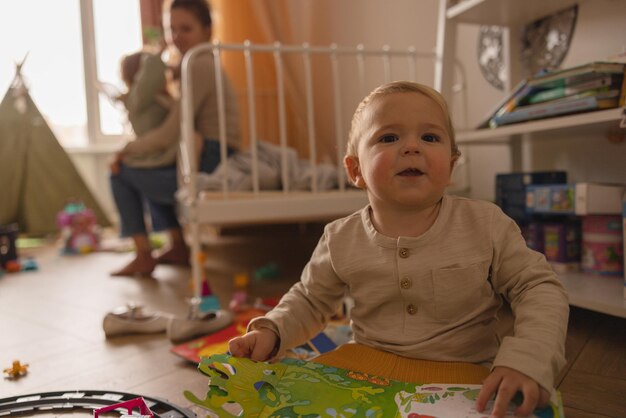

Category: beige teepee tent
[0, 61, 110, 235]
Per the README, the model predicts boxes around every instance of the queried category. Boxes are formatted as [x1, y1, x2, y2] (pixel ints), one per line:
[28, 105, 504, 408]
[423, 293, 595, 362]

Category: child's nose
[402, 138, 421, 154]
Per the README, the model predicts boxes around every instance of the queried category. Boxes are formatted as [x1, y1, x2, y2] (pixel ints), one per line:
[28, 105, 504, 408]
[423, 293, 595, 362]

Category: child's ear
[344, 155, 365, 189]
[450, 151, 460, 171]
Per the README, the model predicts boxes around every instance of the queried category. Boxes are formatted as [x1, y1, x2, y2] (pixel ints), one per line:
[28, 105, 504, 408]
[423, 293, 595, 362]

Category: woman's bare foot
[111, 253, 157, 277]
[154, 245, 191, 266]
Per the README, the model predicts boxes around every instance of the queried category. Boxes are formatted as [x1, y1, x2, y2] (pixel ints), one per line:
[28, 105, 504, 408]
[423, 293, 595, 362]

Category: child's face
[345, 92, 457, 212]
[166, 8, 212, 56]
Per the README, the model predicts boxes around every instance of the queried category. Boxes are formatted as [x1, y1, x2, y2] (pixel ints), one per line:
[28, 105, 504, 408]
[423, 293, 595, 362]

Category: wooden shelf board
[456, 108, 624, 143]
[447, 0, 583, 26]
[559, 272, 626, 319]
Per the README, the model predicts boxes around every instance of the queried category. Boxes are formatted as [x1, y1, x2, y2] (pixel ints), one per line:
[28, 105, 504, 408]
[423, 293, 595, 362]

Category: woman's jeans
[110, 139, 234, 237]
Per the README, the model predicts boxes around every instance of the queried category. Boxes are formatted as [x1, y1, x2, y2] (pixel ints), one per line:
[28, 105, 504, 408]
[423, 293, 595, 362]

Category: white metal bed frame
[178, 41, 436, 299]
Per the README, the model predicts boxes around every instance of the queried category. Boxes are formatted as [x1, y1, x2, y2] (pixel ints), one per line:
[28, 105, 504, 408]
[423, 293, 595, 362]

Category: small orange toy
[5, 260, 21, 273]
[3, 360, 28, 379]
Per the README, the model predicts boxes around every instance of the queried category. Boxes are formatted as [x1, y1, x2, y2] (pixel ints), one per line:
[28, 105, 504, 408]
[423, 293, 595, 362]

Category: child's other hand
[228, 328, 278, 362]
[476, 366, 550, 418]
[109, 151, 124, 175]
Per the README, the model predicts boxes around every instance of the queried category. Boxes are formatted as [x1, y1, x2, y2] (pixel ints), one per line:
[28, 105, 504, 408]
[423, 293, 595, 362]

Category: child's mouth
[398, 168, 423, 176]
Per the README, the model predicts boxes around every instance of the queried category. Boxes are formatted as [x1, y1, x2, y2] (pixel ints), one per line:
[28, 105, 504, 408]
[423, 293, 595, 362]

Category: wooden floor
[1, 225, 625, 417]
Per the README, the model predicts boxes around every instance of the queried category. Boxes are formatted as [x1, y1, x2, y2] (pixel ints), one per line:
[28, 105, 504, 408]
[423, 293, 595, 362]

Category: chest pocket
[432, 262, 492, 322]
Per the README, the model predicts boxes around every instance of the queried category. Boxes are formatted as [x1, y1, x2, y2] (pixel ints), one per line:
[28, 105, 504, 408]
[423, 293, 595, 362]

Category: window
[0, 0, 86, 147]
[0, 0, 142, 147]
[92, 0, 143, 138]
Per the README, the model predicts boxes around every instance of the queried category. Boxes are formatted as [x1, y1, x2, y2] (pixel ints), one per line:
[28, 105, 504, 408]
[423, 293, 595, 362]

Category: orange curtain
[211, 0, 280, 151]
[247, 0, 337, 162]
[211, 0, 336, 161]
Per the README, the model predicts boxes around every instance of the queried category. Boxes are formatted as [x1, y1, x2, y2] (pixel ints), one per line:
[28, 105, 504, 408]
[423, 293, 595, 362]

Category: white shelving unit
[456, 108, 624, 143]
[445, 0, 582, 26]
[559, 272, 626, 319]
[436, 0, 626, 319]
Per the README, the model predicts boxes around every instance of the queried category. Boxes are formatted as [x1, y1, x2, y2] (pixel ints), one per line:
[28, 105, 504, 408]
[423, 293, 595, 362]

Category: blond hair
[346, 81, 459, 158]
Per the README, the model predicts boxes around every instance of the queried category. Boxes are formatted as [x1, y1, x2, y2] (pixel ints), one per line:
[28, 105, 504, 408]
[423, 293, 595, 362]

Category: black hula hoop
[0, 390, 195, 418]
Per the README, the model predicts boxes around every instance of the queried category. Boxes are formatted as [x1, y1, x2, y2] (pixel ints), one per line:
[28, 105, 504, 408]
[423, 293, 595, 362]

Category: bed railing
[179, 41, 437, 199]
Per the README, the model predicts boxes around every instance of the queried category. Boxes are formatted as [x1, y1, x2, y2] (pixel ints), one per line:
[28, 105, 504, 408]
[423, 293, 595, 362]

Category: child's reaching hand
[109, 151, 125, 175]
[476, 366, 551, 417]
[228, 328, 279, 362]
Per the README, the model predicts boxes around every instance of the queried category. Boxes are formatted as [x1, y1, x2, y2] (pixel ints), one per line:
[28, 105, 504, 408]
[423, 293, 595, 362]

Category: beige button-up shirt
[250, 195, 569, 391]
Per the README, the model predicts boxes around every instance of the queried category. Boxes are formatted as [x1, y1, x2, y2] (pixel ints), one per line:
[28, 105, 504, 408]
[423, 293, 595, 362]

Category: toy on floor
[56, 201, 100, 254]
[3, 360, 28, 379]
[188, 251, 212, 296]
[93, 397, 153, 418]
[253, 262, 280, 280]
[229, 272, 249, 312]
[20, 257, 38, 271]
[0, 223, 18, 268]
[0, 258, 39, 274]
[4, 260, 21, 273]
[0, 390, 194, 417]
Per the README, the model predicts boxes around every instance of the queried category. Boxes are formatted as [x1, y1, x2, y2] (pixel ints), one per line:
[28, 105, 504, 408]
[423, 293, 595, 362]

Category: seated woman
[110, 0, 240, 276]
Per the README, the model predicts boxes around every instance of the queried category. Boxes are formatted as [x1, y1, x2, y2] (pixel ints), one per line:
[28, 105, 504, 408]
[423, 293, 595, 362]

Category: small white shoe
[166, 309, 234, 344]
[103, 303, 171, 338]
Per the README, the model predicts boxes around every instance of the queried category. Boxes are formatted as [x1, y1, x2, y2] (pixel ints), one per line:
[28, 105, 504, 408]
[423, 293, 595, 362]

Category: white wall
[285, 0, 439, 50]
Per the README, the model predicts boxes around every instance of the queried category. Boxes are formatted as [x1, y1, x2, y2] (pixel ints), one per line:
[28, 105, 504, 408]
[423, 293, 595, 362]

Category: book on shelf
[527, 61, 626, 89]
[526, 183, 625, 216]
[543, 220, 581, 263]
[522, 74, 622, 105]
[491, 83, 540, 119]
[478, 62, 626, 129]
[476, 79, 533, 129]
[490, 89, 621, 127]
[496, 171, 567, 224]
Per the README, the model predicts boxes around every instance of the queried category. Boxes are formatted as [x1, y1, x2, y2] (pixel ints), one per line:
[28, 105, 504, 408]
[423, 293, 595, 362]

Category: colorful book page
[184, 354, 563, 418]
[170, 308, 339, 363]
[170, 324, 247, 364]
[286, 331, 337, 361]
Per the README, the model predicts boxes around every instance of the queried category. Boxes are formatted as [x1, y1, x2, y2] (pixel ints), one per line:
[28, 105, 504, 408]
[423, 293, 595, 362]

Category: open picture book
[184, 353, 564, 418]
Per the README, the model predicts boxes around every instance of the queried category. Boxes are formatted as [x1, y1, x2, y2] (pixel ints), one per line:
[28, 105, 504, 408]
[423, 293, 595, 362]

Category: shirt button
[399, 248, 409, 258]
[400, 277, 412, 289]
[406, 304, 417, 315]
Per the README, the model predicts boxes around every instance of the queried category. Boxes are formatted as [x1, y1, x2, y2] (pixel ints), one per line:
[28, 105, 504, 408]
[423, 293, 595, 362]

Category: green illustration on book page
[184, 354, 562, 417]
